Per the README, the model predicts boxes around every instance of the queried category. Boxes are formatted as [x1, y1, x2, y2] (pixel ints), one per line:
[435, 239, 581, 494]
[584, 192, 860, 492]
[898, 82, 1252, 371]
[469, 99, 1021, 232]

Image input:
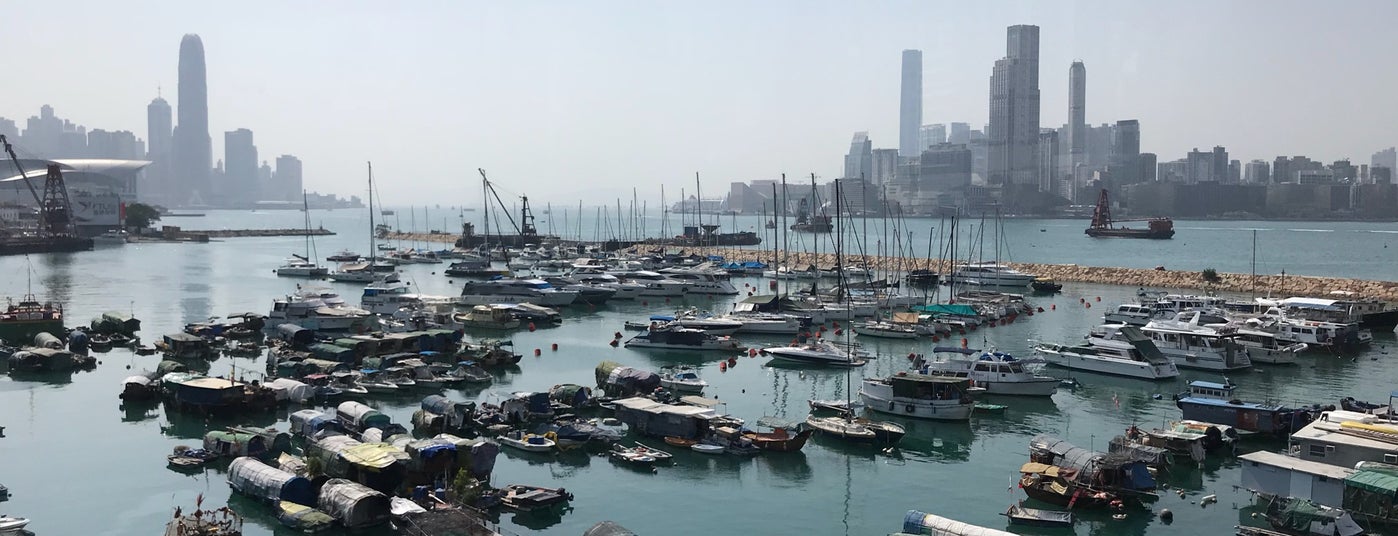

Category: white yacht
[669, 310, 745, 335]
[919, 348, 1058, 396]
[456, 279, 580, 307]
[1178, 309, 1306, 365]
[360, 274, 452, 315]
[328, 262, 379, 283]
[658, 271, 738, 295]
[1034, 326, 1179, 380]
[1103, 303, 1156, 326]
[268, 289, 377, 332]
[1113, 315, 1253, 371]
[275, 255, 329, 278]
[1151, 294, 1229, 318]
[614, 271, 690, 297]
[720, 312, 810, 334]
[950, 262, 1036, 287]
[567, 267, 645, 300]
[852, 320, 919, 339]
[623, 324, 742, 351]
[1250, 307, 1373, 348]
[859, 375, 975, 421]
[92, 229, 129, 245]
[761, 340, 867, 367]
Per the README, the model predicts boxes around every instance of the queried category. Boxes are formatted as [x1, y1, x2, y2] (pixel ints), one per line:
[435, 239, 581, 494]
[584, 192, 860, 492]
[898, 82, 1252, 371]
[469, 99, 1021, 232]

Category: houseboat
[1173, 379, 1320, 437]
[858, 373, 975, 421]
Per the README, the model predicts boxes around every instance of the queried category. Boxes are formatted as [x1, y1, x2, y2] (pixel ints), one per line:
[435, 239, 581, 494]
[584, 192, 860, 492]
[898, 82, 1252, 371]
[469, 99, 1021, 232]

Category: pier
[678, 246, 1398, 302]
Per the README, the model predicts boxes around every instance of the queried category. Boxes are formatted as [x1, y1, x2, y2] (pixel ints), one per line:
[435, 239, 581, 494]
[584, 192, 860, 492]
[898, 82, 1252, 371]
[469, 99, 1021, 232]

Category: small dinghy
[1003, 502, 1073, 527]
[663, 436, 697, 448]
[167, 445, 218, 471]
[498, 431, 555, 453]
[608, 444, 657, 466]
[632, 442, 673, 462]
[691, 443, 726, 455]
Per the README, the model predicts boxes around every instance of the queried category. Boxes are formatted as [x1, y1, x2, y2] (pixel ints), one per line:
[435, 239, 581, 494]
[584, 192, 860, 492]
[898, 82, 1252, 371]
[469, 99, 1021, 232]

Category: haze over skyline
[5, 0, 1396, 206]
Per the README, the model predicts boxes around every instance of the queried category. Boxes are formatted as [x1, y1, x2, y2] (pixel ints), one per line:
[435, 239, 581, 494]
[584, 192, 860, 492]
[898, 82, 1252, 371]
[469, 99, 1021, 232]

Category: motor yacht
[1033, 326, 1179, 380]
[950, 262, 1036, 287]
[456, 279, 579, 306]
[919, 348, 1058, 396]
[623, 324, 742, 351]
[275, 255, 328, 278]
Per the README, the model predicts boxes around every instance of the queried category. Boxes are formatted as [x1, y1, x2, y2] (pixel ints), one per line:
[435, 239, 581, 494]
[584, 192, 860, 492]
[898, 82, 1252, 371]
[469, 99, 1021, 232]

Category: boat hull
[859, 383, 974, 421]
[1038, 348, 1179, 380]
[1085, 228, 1175, 239]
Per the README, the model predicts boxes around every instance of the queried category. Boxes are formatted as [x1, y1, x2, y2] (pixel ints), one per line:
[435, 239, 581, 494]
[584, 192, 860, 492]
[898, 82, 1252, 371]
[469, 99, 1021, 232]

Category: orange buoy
[534, 348, 541, 356]
[551, 343, 558, 351]
[528, 323, 536, 332]
[1051, 304, 1056, 310]
[748, 348, 757, 357]
[720, 361, 728, 371]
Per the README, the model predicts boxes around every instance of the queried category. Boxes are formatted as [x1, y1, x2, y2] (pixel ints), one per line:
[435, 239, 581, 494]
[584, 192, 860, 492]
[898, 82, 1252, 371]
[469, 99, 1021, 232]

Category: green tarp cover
[1346, 470, 1398, 497]
[912, 304, 979, 316]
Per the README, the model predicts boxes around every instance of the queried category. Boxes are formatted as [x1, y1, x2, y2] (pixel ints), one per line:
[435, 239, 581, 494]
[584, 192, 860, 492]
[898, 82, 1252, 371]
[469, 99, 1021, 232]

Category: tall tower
[988, 25, 1041, 191]
[1068, 61, 1086, 168]
[145, 96, 173, 204]
[173, 34, 211, 206]
[899, 50, 923, 158]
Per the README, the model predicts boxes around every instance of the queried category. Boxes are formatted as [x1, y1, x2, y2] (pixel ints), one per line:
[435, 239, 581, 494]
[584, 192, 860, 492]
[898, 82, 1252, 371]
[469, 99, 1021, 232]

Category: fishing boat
[624, 324, 742, 351]
[918, 347, 1059, 396]
[1128, 420, 1239, 457]
[499, 484, 572, 512]
[1033, 326, 1180, 380]
[762, 340, 867, 367]
[859, 374, 975, 421]
[1173, 379, 1320, 437]
[356, 370, 399, 393]
[498, 430, 556, 453]
[659, 367, 708, 393]
[1027, 434, 1159, 504]
[0, 295, 64, 346]
[663, 437, 697, 448]
[1002, 502, 1073, 527]
[735, 417, 814, 452]
[1084, 189, 1175, 239]
[167, 445, 218, 471]
[805, 414, 878, 442]
[458, 305, 522, 330]
[1018, 462, 1120, 508]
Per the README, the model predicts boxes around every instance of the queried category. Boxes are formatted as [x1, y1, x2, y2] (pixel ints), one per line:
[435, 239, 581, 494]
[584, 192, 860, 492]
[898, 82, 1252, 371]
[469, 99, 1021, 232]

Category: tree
[1201, 267, 1221, 284]
[125, 203, 161, 230]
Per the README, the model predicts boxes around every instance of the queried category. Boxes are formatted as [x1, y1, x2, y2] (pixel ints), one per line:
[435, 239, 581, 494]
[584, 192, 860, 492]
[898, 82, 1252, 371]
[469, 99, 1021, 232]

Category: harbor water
[1, 208, 1396, 536]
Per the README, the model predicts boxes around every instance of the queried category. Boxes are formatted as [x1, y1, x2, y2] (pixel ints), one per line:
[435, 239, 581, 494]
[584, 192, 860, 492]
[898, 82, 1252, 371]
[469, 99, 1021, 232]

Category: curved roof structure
[0, 158, 150, 184]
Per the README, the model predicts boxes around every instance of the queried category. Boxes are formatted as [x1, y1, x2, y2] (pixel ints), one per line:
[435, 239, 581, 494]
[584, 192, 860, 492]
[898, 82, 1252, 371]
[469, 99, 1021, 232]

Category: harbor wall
[679, 247, 1398, 302]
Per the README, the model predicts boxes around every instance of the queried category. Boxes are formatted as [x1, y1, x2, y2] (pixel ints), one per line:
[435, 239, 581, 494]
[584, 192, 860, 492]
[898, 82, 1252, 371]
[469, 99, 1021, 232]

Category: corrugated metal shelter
[318, 478, 390, 529]
[227, 456, 316, 506]
[337, 401, 391, 432]
[267, 378, 315, 404]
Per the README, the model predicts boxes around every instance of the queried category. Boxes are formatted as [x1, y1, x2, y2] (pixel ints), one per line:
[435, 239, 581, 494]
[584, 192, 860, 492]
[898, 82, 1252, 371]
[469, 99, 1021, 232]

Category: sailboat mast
[368, 162, 376, 262]
[479, 169, 490, 252]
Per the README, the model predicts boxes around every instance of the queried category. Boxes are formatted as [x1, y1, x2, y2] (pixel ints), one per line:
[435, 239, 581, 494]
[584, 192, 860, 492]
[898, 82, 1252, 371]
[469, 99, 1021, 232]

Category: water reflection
[120, 399, 161, 422]
[882, 418, 974, 463]
[181, 248, 213, 325]
[755, 451, 812, 484]
[38, 251, 75, 305]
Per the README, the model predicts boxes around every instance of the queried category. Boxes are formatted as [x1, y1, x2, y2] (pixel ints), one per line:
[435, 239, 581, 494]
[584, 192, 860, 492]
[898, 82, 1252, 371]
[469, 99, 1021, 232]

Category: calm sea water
[1, 209, 1396, 536]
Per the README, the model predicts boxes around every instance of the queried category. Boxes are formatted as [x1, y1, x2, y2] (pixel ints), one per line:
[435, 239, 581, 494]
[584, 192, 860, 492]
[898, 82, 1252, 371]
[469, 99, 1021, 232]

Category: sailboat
[805, 179, 905, 445]
[330, 163, 387, 283]
[276, 192, 329, 277]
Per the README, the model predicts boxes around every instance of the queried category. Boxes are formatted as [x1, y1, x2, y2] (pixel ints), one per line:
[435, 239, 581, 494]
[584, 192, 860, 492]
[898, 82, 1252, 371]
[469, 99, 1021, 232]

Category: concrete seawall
[679, 247, 1398, 302]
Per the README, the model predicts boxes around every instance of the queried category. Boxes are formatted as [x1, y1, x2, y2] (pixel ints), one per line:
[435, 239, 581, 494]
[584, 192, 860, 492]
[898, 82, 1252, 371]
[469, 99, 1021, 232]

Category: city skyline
[3, 1, 1397, 206]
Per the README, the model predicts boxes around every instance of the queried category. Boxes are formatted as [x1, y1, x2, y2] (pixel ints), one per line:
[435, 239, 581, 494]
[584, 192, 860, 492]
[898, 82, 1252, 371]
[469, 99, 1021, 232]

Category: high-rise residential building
[917, 143, 973, 195]
[1068, 61, 1086, 169]
[1109, 119, 1141, 184]
[1229, 159, 1242, 183]
[1211, 146, 1229, 183]
[1139, 153, 1157, 182]
[1244, 160, 1270, 184]
[275, 155, 303, 202]
[919, 124, 946, 153]
[173, 34, 211, 207]
[1038, 130, 1059, 195]
[948, 122, 970, 145]
[899, 50, 923, 158]
[988, 25, 1041, 189]
[224, 128, 257, 206]
[843, 132, 873, 182]
[871, 148, 899, 186]
[1158, 159, 1188, 183]
[0, 118, 16, 140]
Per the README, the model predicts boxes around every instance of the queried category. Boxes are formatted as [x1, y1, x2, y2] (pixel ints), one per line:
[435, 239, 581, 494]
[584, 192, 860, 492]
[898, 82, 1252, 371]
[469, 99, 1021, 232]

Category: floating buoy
[748, 348, 757, 357]
[720, 361, 728, 371]
[551, 343, 558, 351]
[931, 335, 939, 342]
[1095, 296, 1101, 302]
[1159, 509, 1173, 523]
[614, 332, 623, 339]
[728, 357, 737, 365]
[1079, 297, 1085, 303]
[832, 321, 840, 328]
[834, 328, 843, 335]
[1037, 307, 1044, 313]
[961, 338, 968, 348]
[1085, 303, 1091, 309]
[528, 322, 536, 332]
[533, 348, 541, 356]
[609, 339, 619, 347]
[989, 322, 997, 328]
[908, 352, 917, 360]
[642, 301, 648, 306]
[665, 298, 671, 303]
[747, 291, 753, 296]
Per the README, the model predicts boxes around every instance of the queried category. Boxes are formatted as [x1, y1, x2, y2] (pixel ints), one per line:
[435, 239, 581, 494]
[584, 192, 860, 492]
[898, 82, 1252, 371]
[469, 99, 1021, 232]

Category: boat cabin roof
[890, 373, 971, 385]
[1189, 380, 1234, 391]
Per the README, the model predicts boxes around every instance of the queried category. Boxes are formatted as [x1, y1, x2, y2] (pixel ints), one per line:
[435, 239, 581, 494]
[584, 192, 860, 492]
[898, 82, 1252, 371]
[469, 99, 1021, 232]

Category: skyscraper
[919, 124, 946, 153]
[224, 128, 257, 206]
[1068, 61, 1086, 168]
[145, 96, 172, 204]
[899, 50, 922, 158]
[948, 122, 970, 145]
[1110, 119, 1141, 184]
[173, 34, 211, 206]
[844, 132, 873, 182]
[276, 155, 303, 202]
[988, 25, 1041, 190]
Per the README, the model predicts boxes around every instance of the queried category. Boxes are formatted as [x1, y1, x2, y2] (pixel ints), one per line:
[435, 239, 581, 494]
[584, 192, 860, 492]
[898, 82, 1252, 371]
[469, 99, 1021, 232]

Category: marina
[3, 208, 1398, 536]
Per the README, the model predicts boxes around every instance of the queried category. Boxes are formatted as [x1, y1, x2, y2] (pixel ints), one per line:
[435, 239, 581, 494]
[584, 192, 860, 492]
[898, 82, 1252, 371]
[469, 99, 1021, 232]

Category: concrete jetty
[676, 246, 1398, 302]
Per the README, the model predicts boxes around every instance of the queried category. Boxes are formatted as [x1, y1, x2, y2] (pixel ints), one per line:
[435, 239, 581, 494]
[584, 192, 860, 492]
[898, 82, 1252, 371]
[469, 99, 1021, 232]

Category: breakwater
[194, 228, 335, 238]
[679, 247, 1398, 302]
[383, 231, 456, 244]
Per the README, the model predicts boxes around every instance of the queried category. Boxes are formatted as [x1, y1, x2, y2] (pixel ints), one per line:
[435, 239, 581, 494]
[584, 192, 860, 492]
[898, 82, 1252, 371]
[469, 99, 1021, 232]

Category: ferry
[859, 374, 975, 421]
[1033, 326, 1179, 380]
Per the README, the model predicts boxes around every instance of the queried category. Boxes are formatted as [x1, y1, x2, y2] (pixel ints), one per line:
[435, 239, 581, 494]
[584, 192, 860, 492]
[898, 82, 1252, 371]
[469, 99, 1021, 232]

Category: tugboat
[1084, 189, 1174, 239]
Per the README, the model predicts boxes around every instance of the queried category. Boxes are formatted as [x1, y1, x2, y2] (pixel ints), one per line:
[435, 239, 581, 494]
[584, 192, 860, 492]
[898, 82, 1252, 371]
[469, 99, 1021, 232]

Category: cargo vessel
[1084, 189, 1174, 239]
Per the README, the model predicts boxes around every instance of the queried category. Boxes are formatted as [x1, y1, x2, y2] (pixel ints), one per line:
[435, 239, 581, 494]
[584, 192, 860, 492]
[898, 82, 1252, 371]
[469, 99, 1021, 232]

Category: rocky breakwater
[382, 231, 457, 244]
[676, 246, 1398, 302]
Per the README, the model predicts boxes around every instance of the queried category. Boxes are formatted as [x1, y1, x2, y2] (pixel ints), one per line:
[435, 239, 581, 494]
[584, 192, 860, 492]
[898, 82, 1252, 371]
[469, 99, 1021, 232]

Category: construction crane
[1, 134, 80, 239]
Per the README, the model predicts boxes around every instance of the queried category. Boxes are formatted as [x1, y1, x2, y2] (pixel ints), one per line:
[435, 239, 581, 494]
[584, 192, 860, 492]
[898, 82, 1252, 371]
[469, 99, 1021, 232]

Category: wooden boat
[1003, 502, 1073, 527]
[632, 442, 673, 462]
[1018, 464, 1118, 509]
[500, 484, 573, 512]
[663, 436, 697, 448]
[805, 414, 877, 442]
[740, 418, 814, 452]
[167, 445, 218, 471]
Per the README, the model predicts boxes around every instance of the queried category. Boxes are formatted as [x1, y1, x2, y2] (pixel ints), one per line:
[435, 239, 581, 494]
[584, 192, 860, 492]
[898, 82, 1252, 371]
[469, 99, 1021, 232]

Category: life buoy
[905, 404, 915, 413]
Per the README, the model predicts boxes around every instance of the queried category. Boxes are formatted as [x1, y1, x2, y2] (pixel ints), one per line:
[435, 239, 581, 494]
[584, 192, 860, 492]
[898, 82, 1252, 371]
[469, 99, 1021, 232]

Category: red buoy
[533, 348, 541, 356]
[720, 361, 728, 371]
[1095, 296, 1101, 302]
[1051, 304, 1056, 310]
[528, 323, 536, 332]
[834, 328, 843, 335]
[1085, 302, 1091, 308]
[609, 339, 619, 347]
[748, 348, 757, 357]
[961, 338, 968, 348]
[614, 332, 623, 339]
[551, 343, 558, 351]
[1037, 307, 1044, 313]
[907, 353, 916, 360]
[931, 335, 940, 342]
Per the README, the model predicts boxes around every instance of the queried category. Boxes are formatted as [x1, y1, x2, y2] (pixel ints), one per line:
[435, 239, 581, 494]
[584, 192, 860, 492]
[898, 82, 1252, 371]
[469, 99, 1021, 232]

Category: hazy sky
[5, 1, 1396, 206]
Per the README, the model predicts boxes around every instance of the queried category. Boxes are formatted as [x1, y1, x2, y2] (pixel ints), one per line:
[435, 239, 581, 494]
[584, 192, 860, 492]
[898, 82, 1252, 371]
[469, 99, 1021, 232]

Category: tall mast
[695, 172, 703, 246]
[368, 162, 376, 262]
[479, 169, 490, 252]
